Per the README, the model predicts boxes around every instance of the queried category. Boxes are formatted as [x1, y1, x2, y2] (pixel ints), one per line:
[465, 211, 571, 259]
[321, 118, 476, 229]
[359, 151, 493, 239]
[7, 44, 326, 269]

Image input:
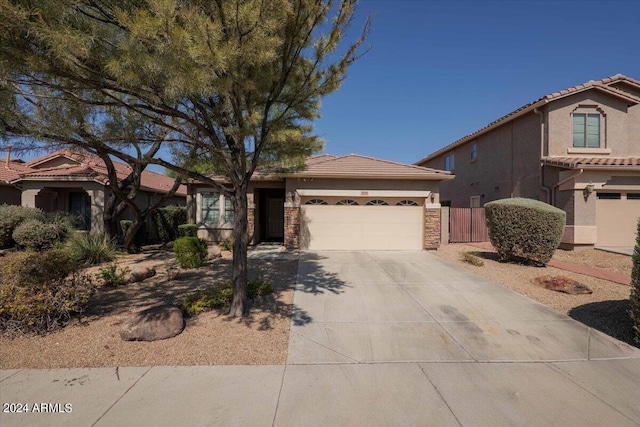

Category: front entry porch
[254, 188, 285, 244]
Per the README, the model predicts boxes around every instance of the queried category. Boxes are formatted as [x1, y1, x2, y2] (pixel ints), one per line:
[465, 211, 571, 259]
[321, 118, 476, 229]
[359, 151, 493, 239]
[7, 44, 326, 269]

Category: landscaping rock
[208, 245, 222, 259]
[126, 267, 156, 284]
[119, 304, 185, 341]
[532, 275, 593, 294]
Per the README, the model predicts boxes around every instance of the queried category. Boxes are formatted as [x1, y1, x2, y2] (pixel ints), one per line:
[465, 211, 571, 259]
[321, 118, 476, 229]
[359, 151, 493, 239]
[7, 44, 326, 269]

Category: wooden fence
[449, 207, 489, 243]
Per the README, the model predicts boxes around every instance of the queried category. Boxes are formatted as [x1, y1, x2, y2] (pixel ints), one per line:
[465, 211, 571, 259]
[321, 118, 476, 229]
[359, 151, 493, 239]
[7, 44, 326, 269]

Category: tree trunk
[229, 185, 249, 317]
[103, 192, 120, 242]
[123, 216, 145, 253]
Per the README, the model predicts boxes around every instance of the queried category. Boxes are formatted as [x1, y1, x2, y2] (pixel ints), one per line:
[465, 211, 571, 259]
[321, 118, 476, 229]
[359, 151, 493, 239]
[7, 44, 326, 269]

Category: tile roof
[289, 154, 452, 179]
[416, 74, 640, 165]
[13, 149, 186, 195]
[541, 156, 640, 169]
[1, 160, 32, 183]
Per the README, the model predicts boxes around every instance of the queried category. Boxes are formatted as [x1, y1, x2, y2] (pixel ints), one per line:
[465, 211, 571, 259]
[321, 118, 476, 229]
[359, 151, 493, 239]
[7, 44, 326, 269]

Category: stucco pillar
[21, 188, 40, 208]
[186, 184, 196, 224]
[424, 204, 441, 249]
[85, 188, 105, 234]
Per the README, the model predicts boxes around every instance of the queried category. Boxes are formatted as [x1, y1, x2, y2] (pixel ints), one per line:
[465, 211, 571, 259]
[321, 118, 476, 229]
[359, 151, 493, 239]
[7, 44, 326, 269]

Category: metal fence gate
[449, 208, 489, 243]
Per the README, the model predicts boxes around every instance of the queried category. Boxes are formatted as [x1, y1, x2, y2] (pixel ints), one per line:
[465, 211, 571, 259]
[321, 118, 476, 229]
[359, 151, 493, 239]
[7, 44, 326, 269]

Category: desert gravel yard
[0, 248, 298, 369]
[1, 243, 637, 370]
[434, 244, 637, 348]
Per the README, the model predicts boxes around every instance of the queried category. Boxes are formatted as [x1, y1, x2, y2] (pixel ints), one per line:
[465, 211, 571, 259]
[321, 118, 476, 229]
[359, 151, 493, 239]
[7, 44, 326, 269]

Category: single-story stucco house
[2, 149, 186, 232]
[187, 154, 452, 250]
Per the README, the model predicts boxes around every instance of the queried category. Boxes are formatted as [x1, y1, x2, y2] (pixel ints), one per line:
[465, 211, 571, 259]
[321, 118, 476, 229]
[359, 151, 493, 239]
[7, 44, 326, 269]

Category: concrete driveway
[2, 250, 639, 427]
[278, 251, 640, 426]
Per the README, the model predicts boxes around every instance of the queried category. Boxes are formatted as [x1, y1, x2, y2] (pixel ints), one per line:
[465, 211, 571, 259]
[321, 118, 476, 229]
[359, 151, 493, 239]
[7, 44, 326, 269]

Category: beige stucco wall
[547, 91, 640, 156]
[20, 180, 105, 233]
[422, 113, 542, 207]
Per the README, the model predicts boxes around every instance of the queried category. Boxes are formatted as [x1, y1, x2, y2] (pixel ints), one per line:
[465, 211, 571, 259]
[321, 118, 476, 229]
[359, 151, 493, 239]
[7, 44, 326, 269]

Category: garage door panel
[301, 205, 423, 250]
[597, 196, 640, 247]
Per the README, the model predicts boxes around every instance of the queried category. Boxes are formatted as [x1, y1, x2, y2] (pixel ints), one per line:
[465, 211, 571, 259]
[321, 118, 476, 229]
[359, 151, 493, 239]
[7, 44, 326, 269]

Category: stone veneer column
[424, 206, 441, 249]
[284, 207, 300, 249]
[247, 204, 256, 245]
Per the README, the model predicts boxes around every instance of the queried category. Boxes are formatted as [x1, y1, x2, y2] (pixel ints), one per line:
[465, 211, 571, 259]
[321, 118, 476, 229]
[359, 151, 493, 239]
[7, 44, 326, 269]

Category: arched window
[396, 200, 418, 206]
[366, 199, 389, 206]
[305, 199, 328, 205]
[337, 199, 358, 205]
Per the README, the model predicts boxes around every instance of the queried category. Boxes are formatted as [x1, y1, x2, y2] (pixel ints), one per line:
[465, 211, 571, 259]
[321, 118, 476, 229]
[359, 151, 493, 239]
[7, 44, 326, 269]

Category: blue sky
[314, 0, 640, 164]
[4, 0, 639, 169]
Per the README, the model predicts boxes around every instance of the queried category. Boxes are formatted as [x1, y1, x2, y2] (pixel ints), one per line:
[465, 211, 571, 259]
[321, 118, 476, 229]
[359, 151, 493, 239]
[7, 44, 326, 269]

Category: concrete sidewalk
[2, 251, 640, 426]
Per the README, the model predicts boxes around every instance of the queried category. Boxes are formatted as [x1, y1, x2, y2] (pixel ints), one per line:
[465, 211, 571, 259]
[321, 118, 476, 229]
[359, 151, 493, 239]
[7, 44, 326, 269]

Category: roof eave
[281, 173, 454, 181]
[415, 99, 550, 165]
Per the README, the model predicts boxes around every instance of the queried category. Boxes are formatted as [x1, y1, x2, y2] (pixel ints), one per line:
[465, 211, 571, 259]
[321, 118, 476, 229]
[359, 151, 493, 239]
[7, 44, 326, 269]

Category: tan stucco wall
[286, 178, 438, 193]
[422, 113, 542, 207]
[20, 181, 105, 233]
[547, 91, 640, 156]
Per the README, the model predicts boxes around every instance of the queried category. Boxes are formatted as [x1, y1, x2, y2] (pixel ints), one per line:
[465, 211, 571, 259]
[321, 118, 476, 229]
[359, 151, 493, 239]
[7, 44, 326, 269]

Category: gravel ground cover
[0, 248, 298, 369]
[434, 244, 637, 348]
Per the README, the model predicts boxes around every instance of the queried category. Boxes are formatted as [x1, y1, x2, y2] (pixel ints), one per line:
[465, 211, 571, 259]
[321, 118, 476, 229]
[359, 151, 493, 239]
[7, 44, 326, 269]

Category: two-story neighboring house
[416, 74, 640, 250]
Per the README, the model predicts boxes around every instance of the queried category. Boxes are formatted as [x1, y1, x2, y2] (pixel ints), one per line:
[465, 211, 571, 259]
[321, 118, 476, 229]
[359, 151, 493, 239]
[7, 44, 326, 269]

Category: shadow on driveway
[569, 299, 638, 348]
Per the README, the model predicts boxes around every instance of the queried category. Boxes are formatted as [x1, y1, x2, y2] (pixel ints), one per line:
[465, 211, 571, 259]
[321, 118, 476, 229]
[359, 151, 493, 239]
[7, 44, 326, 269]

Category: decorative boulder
[532, 275, 592, 294]
[208, 245, 222, 260]
[119, 304, 185, 341]
[126, 267, 156, 284]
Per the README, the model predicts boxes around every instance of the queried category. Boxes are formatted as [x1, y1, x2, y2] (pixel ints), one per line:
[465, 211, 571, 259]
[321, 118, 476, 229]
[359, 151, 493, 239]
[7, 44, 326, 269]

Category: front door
[266, 197, 284, 240]
[69, 191, 91, 230]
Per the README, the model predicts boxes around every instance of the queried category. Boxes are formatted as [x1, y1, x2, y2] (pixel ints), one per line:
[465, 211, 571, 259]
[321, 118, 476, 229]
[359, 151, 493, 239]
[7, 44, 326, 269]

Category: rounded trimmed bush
[178, 224, 198, 237]
[630, 218, 640, 344]
[484, 198, 565, 265]
[12, 219, 66, 250]
[0, 204, 45, 248]
[174, 236, 208, 268]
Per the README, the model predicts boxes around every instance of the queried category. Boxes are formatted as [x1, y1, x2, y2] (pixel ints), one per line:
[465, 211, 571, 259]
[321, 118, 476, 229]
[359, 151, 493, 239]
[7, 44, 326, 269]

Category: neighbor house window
[573, 113, 600, 148]
[627, 193, 640, 200]
[337, 199, 358, 205]
[445, 153, 455, 171]
[202, 192, 220, 224]
[470, 143, 477, 161]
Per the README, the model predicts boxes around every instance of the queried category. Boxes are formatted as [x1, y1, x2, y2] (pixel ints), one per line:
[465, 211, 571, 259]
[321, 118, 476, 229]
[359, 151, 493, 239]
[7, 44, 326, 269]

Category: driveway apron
[277, 250, 640, 427]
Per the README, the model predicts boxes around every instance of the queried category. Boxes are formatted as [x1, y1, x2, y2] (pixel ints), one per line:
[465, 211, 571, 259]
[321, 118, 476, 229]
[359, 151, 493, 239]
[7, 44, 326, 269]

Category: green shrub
[174, 236, 208, 268]
[177, 287, 234, 316]
[2, 248, 75, 286]
[12, 219, 66, 250]
[176, 280, 274, 317]
[630, 218, 640, 344]
[221, 238, 234, 252]
[0, 248, 95, 335]
[0, 204, 45, 248]
[152, 206, 186, 243]
[97, 264, 130, 287]
[67, 233, 116, 266]
[44, 211, 80, 235]
[484, 198, 565, 265]
[460, 251, 484, 267]
[178, 224, 198, 237]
